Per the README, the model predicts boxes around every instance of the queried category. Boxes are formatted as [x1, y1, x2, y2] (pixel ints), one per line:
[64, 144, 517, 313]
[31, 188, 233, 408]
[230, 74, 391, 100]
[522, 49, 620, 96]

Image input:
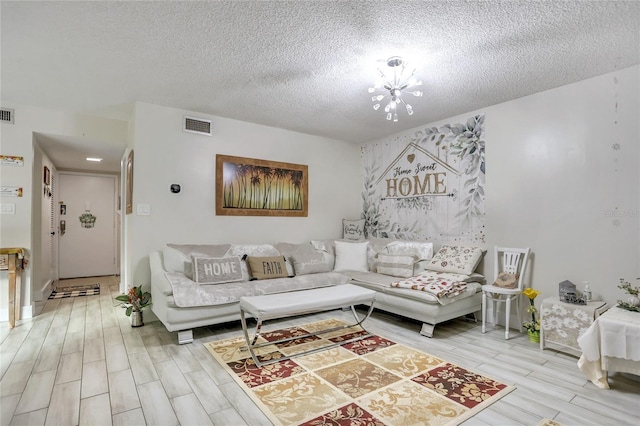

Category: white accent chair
[482, 246, 530, 339]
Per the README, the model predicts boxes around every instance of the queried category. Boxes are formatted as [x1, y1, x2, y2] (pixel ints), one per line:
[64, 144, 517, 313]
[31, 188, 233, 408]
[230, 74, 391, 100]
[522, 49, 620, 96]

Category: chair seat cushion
[482, 284, 522, 295]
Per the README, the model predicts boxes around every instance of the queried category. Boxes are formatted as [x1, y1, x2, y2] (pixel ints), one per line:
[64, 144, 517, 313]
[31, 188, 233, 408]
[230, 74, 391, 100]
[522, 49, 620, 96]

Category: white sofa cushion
[164, 243, 231, 274]
[333, 240, 369, 272]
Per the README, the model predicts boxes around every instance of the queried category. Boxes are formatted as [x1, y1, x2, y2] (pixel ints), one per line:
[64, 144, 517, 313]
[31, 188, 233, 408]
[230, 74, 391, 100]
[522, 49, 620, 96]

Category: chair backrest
[494, 246, 530, 290]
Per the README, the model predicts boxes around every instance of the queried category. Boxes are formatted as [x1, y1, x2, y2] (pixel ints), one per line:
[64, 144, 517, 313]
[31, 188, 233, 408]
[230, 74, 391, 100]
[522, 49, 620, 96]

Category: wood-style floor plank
[1, 276, 638, 426]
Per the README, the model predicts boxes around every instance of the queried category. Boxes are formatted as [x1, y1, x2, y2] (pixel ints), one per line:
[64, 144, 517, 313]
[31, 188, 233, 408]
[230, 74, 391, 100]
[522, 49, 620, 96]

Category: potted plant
[618, 278, 640, 311]
[522, 287, 541, 342]
[115, 285, 151, 327]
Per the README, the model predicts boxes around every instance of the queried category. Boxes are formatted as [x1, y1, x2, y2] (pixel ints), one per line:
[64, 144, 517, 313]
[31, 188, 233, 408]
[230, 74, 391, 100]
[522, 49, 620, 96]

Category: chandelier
[369, 56, 423, 122]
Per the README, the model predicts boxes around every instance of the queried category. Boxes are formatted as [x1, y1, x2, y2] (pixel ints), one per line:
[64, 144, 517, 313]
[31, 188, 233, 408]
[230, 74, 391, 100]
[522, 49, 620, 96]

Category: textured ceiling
[2, 1, 639, 171]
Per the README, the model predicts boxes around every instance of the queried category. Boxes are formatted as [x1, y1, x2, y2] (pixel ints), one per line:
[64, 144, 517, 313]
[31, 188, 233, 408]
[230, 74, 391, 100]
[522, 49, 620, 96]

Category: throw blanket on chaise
[391, 271, 471, 299]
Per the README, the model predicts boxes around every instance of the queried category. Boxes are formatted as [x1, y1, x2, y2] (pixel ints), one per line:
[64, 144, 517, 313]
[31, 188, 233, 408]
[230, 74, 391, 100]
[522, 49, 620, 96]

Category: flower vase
[130, 310, 144, 327]
[528, 330, 540, 343]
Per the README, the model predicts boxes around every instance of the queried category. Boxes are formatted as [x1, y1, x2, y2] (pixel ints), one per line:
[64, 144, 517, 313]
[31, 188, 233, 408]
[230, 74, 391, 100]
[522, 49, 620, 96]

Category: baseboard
[33, 279, 54, 302]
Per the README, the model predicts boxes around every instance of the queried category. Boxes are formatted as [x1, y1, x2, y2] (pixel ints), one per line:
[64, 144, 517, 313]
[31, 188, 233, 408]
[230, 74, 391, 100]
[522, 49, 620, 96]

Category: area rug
[48, 284, 100, 299]
[204, 318, 515, 426]
[537, 419, 564, 426]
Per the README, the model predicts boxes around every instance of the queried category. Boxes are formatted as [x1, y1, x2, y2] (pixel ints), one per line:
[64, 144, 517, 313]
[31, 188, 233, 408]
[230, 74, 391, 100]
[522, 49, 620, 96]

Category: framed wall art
[43, 166, 51, 185]
[125, 150, 134, 215]
[216, 154, 308, 217]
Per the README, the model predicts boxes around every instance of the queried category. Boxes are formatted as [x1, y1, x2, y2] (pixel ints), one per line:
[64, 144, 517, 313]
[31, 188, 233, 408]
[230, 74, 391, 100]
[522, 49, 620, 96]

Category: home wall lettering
[361, 114, 485, 244]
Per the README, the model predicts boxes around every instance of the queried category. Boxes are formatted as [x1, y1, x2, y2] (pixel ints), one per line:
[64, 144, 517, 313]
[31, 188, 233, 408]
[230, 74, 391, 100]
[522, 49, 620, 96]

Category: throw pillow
[493, 272, 518, 288]
[333, 240, 369, 272]
[246, 256, 290, 280]
[426, 245, 484, 275]
[229, 244, 281, 281]
[342, 218, 365, 240]
[292, 252, 332, 275]
[386, 241, 434, 260]
[192, 256, 244, 285]
[375, 253, 416, 278]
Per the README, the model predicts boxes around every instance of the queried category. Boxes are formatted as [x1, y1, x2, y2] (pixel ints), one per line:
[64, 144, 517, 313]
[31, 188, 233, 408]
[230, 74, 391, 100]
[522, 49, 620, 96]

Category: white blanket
[391, 271, 470, 299]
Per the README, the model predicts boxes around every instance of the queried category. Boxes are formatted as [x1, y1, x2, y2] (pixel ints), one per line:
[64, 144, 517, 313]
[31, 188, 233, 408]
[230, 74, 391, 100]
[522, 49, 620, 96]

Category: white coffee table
[239, 284, 376, 367]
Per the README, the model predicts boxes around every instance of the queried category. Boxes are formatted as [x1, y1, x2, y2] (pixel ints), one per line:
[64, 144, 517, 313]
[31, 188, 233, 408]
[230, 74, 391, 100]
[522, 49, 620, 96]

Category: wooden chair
[482, 246, 530, 339]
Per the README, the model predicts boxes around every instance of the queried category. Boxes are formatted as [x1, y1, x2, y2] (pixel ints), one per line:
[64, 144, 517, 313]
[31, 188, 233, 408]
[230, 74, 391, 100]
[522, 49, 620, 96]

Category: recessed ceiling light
[86, 157, 103, 162]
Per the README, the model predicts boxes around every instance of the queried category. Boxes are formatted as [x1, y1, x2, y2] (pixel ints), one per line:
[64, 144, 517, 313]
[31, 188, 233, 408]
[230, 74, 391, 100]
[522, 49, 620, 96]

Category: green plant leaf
[125, 306, 133, 317]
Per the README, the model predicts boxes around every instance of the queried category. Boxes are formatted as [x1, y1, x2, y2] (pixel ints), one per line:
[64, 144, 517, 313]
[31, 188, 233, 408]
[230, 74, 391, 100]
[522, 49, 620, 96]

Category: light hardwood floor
[1, 276, 638, 426]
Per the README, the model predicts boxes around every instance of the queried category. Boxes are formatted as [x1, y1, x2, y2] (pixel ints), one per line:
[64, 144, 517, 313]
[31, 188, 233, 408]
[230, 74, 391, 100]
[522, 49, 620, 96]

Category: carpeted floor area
[205, 318, 515, 426]
[48, 284, 100, 299]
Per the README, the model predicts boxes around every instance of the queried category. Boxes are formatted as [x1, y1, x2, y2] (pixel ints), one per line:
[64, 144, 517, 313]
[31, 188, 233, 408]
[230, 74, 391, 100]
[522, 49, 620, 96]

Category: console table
[577, 306, 640, 389]
[540, 296, 607, 356]
[0, 248, 26, 328]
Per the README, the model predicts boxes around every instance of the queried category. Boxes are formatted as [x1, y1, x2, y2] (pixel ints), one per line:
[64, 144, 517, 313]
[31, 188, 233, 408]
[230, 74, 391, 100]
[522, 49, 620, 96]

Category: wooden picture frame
[216, 154, 308, 217]
[125, 150, 134, 215]
[43, 166, 50, 185]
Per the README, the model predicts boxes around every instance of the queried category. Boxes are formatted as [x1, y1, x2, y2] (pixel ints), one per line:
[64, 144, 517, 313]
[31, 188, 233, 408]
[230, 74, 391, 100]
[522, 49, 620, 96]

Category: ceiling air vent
[0, 108, 15, 124]
[183, 116, 212, 136]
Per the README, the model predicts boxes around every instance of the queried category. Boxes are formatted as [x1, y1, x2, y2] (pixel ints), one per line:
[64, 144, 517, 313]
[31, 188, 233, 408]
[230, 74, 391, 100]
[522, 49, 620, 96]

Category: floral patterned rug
[204, 318, 515, 425]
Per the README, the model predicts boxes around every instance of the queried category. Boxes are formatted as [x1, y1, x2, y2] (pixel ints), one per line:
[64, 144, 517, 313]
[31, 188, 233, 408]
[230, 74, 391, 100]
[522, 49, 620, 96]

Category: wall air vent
[0, 108, 15, 124]
[183, 116, 212, 136]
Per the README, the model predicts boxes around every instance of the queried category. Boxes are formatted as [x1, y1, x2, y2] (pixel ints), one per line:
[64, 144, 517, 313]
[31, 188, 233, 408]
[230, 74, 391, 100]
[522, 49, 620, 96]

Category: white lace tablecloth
[577, 306, 640, 389]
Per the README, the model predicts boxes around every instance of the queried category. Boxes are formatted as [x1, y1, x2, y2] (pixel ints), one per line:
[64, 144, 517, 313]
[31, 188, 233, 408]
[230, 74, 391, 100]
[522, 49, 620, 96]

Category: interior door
[58, 173, 117, 278]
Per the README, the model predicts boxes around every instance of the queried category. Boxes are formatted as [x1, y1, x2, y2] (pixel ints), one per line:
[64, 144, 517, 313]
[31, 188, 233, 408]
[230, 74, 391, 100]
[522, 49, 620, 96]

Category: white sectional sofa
[149, 239, 485, 343]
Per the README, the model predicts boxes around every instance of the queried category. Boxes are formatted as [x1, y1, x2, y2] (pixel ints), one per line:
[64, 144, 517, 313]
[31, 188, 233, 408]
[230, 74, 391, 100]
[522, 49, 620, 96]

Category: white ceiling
[2, 1, 639, 172]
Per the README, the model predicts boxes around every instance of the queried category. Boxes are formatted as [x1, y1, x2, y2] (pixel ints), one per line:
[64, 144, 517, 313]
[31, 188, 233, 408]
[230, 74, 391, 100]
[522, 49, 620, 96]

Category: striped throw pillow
[375, 254, 416, 278]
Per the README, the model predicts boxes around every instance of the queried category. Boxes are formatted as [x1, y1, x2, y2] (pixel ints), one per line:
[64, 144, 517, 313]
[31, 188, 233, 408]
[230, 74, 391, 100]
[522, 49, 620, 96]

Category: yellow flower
[523, 288, 540, 300]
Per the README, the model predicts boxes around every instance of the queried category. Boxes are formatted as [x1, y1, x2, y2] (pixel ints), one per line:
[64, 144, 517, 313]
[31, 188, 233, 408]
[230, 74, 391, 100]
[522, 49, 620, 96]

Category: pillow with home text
[192, 256, 244, 285]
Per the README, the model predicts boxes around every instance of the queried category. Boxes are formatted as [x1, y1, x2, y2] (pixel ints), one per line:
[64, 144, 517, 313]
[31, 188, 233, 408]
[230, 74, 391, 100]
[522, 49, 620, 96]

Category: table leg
[8, 254, 16, 328]
[14, 259, 21, 326]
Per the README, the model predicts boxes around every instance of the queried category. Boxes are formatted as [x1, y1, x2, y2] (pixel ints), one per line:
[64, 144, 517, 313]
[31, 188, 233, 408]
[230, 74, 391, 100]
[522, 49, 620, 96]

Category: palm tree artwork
[217, 155, 308, 216]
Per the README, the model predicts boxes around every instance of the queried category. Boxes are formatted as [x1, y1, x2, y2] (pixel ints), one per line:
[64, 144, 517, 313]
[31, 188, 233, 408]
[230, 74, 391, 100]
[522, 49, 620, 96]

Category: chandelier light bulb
[369, 56, 423, 122]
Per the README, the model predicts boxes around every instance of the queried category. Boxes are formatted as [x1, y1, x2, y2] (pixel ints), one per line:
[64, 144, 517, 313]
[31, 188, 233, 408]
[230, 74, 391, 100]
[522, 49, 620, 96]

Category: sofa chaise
[149, 239, 485, 343]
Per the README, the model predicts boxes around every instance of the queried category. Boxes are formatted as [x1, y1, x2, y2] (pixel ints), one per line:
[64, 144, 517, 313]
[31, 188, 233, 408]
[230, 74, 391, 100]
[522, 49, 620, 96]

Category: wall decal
[216, 154, 308, 217]
[361, 114, 485, 243]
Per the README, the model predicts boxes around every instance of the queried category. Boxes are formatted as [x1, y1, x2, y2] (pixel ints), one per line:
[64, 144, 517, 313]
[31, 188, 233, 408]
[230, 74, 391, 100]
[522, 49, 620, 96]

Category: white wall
[0, 103, 127, 319]
[363, 65, 640, 311]
[127, 102, 362, 287]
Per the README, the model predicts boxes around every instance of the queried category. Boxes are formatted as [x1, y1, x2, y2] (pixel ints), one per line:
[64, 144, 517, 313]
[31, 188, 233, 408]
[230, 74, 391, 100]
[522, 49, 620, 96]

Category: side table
[0, 248, 26, 328]
[540, 296, 607, 356]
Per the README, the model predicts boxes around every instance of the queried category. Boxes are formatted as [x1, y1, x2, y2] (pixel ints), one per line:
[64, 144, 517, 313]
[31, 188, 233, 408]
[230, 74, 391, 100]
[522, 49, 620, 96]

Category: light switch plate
[136, 204, 151, 215]
[0, 203, 15, 214]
